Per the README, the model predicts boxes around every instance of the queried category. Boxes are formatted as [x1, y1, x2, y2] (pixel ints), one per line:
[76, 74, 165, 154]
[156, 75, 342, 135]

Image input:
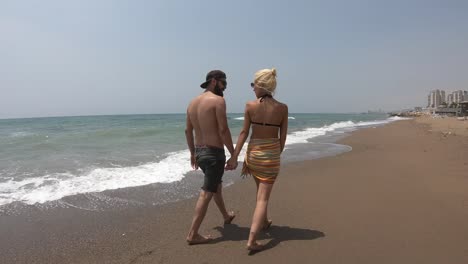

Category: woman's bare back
[248, 97, 288, 139]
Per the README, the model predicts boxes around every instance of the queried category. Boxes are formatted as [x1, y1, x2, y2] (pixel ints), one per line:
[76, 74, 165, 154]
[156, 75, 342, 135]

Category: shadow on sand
[213, 224, 325, 255]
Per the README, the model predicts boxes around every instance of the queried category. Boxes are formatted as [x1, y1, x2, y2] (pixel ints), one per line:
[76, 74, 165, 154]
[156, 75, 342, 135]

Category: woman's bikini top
[250, 94, 281, 128]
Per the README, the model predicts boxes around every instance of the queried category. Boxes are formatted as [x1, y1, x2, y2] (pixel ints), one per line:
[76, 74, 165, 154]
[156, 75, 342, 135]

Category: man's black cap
[200, 70, 227, 88]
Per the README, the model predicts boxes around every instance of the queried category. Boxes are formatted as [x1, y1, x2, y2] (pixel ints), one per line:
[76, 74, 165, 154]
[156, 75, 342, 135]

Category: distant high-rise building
[454, 90, 462, 103]
[449, 90, 468, 104]
[427, 90, 468, 108]
[428, 89, 446, 108]
[447, 94, 454, 105]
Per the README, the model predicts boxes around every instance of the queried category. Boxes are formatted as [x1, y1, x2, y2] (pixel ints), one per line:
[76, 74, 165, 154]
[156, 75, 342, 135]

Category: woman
[228, 68, 288, 251]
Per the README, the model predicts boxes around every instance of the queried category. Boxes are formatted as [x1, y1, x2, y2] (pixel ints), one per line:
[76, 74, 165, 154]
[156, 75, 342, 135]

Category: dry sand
[1, 119, 467, 263]
[416, 115, 468, 137]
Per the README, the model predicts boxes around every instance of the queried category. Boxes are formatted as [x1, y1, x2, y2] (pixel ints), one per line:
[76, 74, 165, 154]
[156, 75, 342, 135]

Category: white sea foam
[0, 149, 193, 205]
[286, 117, 398, 145]
[9, 132, 35, 138]
[388, 116, 412, 121]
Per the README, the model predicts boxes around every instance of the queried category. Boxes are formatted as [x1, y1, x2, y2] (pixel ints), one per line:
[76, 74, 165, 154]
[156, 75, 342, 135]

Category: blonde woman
[227, 68, 288, 251]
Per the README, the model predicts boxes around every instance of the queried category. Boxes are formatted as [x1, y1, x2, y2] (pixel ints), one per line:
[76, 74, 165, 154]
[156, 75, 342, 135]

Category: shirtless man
[185, 70, 236, 245]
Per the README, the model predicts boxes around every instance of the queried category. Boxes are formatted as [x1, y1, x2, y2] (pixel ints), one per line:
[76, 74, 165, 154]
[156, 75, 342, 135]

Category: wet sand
[1, 119, 468, 264]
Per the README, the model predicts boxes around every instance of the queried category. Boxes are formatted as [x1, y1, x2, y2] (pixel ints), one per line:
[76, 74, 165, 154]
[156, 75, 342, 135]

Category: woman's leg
[247, 182, 274, 249]
[254, 177, 270, 228]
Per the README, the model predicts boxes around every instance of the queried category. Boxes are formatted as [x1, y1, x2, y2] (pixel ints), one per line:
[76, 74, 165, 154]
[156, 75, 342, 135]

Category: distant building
[426, 89, 468, 111]
[460, 101, 468, 116]
[447, 94, 454, 105]
[452, 90, 468, 103]
[428, 89, 446, 108]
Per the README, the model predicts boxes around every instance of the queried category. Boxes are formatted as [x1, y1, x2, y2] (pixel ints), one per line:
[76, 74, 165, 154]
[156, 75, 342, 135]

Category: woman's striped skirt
[241, 138, 281, 184]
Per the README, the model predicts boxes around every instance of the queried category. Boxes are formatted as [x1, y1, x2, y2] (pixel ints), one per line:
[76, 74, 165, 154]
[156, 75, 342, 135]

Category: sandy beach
[416, 115, 468, 137]
[1, 118, 468, 264]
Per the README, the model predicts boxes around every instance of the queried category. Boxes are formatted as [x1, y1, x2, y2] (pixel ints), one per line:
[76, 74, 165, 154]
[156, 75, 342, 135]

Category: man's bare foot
[186, 234, 213, 245]
[224, 211, 236, 224]
[263, 219, 272, 230]
[246, 242, 264, 252]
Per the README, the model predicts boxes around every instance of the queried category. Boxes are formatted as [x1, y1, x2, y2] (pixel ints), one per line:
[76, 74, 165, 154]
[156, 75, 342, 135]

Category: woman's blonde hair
[254, 68, 277, 95]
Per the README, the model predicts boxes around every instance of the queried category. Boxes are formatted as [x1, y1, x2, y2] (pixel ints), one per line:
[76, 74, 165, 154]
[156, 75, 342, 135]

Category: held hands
[190, 154, 198, 170]
[225, 157, 238, 171]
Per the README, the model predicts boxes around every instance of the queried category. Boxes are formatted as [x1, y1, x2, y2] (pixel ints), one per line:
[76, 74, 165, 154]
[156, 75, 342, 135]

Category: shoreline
[1, 118, 467, 263]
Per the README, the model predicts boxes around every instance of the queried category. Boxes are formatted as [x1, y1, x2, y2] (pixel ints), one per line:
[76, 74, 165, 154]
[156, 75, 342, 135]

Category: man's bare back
[187, 92, 226, 149]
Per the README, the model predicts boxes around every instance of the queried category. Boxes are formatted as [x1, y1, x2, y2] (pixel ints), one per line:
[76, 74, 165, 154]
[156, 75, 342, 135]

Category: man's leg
[213, 184, 235, 223]
[187, 190, 214, 244]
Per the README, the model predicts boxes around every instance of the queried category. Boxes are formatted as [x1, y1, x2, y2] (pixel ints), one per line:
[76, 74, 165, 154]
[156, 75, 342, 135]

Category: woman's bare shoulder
[246, 100, 259, 107]
[274, 100, 288, 110]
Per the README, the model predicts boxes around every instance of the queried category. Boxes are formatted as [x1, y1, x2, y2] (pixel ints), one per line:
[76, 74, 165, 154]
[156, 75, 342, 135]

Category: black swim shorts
[195, 146, 226, 193]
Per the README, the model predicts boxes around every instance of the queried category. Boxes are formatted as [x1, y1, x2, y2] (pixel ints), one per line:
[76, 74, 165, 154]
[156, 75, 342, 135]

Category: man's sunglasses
[250, 82, 254, 88]
[217, 79, 227, 86]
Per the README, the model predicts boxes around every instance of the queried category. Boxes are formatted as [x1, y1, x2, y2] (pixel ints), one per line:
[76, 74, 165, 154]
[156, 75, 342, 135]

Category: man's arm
[215, 98, 235, 155]
[226, 103, 252, 170]
[185, 110, 197, 169]
[232, 103, 251, 158]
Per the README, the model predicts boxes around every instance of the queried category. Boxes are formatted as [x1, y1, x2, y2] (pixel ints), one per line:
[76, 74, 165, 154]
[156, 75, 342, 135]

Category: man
[185, 70, 237, 245]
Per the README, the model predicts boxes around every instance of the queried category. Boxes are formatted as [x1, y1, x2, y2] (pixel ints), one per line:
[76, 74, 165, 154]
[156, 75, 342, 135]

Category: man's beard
[214, 84, 224, 97]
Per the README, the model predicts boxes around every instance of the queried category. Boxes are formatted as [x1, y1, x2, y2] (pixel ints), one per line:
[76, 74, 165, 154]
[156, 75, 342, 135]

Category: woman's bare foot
[246, 242, 264, 252]
[224, 211, 236, 224]
[186, 234, 213, 245]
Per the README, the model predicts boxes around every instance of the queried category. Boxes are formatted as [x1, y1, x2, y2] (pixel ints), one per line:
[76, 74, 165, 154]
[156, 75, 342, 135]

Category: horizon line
[0, 111, 392, 121]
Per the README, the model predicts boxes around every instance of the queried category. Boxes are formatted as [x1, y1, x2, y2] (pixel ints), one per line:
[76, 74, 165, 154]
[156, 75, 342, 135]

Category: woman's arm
[279, 104, 288, 153]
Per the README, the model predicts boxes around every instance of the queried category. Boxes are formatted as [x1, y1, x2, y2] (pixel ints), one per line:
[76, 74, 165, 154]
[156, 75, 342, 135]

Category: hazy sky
[1, 0, 468, 119]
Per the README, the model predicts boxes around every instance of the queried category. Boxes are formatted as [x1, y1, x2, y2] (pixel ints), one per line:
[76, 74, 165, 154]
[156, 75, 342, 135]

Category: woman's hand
[225, 157, 238, 170]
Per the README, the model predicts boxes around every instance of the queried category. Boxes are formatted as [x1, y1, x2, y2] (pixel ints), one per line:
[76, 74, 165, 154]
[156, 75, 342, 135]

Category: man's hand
[225, 157, 238, 170]
[190, 154, 198, 170]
